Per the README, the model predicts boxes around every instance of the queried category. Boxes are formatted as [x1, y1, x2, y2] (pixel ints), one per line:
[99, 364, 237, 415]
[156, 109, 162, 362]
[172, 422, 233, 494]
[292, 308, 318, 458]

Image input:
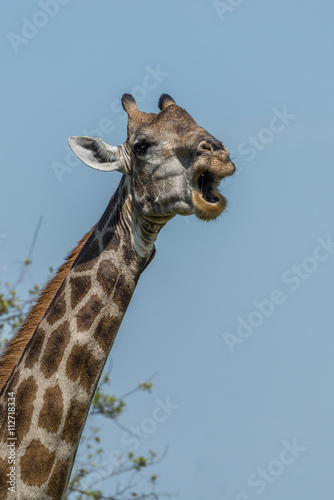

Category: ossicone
[121, 94, 138, 115]
[158, 94, 176, 111]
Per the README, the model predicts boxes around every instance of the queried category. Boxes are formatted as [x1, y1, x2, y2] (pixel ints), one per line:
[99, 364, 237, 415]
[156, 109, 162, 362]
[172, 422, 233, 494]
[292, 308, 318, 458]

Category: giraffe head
[69, 94, 235, 222]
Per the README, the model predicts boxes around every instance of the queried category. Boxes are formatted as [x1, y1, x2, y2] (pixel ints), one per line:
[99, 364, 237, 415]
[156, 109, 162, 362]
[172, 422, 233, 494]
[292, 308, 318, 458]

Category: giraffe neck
[0, 176, 165, 500]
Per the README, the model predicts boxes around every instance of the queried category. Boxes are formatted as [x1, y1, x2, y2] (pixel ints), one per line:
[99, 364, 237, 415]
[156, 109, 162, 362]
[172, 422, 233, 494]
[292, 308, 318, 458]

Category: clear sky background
[1, 1, 334, 499]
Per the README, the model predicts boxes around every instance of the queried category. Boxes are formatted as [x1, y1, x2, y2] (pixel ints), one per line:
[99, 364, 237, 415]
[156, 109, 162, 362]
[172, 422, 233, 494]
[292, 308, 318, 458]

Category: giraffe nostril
[198, 141, 214, 153]
[198, 140, 223, 153]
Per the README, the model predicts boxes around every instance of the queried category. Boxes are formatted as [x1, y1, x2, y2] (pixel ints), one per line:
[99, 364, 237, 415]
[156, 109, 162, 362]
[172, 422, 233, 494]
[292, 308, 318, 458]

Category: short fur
[0, 226, 95, 390]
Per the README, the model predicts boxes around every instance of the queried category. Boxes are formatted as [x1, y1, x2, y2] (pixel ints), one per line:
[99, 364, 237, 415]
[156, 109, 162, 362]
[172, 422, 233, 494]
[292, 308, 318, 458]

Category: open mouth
[191, 158, 235, 220]
[191, 168, 226, 221]
[198, 170, 221, 205]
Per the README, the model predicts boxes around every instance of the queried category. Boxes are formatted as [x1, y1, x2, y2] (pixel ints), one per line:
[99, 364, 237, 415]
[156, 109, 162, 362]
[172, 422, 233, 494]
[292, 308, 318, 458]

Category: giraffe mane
[0, 225, 96, 390]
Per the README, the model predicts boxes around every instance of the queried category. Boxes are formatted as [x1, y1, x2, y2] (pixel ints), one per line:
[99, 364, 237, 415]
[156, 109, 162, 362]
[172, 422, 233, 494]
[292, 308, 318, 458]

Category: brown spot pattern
[75, 238, 101, 271]
[41, 321, 70, 379]
[45, 289, 66, 326]
[15, 376, 38, 446]
[97, 188, 120, 231]
[24, 327, 46, 369]
[105, 230, 121, 252]
[38, 385, 63, 434]
[20, 439, 55, 486]
[76, 294, 103, 331]
[93, 314, 121, 351]
[97, 260, 118, 295]
[97, 207, 111, 232]
[62, 399, 87, 445]
[46, 458, 70, 498]
[66, 344, 99, 393]
[0, 225, 95, 390]
[102, 229, 114, 248]
[113, 275, 133, 312]
[70, 275, 92, 310]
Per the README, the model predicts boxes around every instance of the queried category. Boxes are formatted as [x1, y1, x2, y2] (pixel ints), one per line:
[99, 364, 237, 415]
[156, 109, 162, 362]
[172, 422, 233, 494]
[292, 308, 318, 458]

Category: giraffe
[0, 93, 235, 499]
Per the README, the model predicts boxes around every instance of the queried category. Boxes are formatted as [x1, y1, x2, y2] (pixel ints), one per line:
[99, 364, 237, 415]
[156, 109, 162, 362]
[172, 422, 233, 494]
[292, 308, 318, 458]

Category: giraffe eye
[134, 141, 149, 156]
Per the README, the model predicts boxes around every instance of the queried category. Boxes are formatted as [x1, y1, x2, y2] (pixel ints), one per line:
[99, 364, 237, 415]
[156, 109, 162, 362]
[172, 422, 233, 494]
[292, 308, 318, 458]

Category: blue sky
[1, 1, 334, 498]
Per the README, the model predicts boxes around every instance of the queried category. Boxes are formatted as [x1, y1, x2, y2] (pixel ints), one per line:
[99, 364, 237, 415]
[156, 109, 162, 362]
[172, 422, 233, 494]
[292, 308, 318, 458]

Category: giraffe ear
[68, 136, 127, 173]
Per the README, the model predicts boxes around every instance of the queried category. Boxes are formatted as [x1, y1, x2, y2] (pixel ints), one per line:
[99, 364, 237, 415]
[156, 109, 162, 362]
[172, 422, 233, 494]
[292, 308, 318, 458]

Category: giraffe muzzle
[191, 155, 235, 220]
